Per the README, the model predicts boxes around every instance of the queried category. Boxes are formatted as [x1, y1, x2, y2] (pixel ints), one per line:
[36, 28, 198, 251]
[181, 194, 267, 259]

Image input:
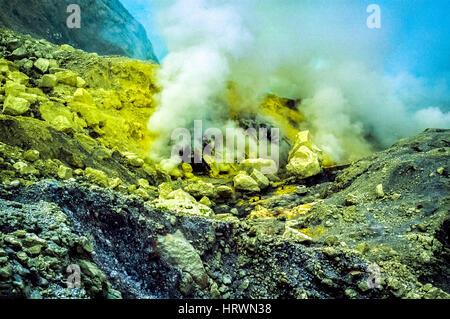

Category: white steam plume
[148, 0, 450, 164]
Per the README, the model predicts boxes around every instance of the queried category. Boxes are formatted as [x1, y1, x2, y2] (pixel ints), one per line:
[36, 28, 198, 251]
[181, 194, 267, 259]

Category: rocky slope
[0, 28, 449, 299]
[0, 0, 158, 62]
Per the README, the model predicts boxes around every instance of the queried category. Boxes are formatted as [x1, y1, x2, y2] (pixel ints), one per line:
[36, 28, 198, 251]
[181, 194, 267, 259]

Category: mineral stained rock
[157, 230, 210, 289]
[233, 172, 261, 192]
[184, 180, 217, 199]
[286, 131, 323, 179]
[0, 27, 448, 300]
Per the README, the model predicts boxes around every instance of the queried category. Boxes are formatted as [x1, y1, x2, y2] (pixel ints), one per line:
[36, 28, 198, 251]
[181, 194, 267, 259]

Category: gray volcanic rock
[0, 129, 448, 299]
[0, 0, 158, 62]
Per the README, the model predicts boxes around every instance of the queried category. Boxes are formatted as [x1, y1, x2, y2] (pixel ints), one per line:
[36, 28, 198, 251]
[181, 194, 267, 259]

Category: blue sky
[374, 0, 450, 78]
[121, 0, 450, 81]
[120, 0, 168, 59]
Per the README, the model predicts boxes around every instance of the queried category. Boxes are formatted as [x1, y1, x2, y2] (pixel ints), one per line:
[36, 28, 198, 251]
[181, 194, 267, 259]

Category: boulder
[167, 189, 200, 204]
[126, 155, 144, 168]
[0, 263, 13, 279]
[134, 187, 151, 200]
[78, 260, 105, 279]
[286, 145, 322, 178]
[286, 131, 322, 179]
[157, 230, 209, 289]
[181, 163, 195, 179]
[17, 92, 40, 104]
[182, 163, 193, 174]
[2, 95, 30, 116]
[184, 180, 217, 198]
[233, 172, 260, 192]
[291, 130, 314, 150]
[84, 167, 109, 187]
[51, 115, 76, 134]
[78, 259, 108, 297]
[4, 82, 26, 96]
[0, 58, 18, 73]
[216, 185, 234, 199]
[23, 150, 40, 162]
[203, 154, 235, 177]
[376, 184, 384, 198]
[11, 46, 27, 59]
[154, 189, 213, 218]
[34, 58, 50, 73]
[138, 178, 150, 189]
[76, 77, 87, 88]
[19, 59, 34, 72]
[7, 71, 29, 85]
[57, 165, 73, 180]
[239, 158, 277, 175]
[282, 227, 313, 243]
[67, 102, 102, 128]
[158, 182, 173, 199]
[55, 70, 78, 87]
[73, 88, 95, 105]
[109, 177, 122, 189]
[13, 161, 39, 175]
[199, 196, 212, 207]
[250, 169, 270, 190]
[39, 74, 57, 88]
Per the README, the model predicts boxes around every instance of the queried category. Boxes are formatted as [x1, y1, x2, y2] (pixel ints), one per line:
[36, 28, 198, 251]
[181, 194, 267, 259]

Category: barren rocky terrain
[0, 27, 449, 299]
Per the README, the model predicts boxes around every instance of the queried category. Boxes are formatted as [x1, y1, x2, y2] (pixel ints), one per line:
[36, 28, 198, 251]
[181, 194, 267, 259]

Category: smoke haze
[146, 0, 450, 163]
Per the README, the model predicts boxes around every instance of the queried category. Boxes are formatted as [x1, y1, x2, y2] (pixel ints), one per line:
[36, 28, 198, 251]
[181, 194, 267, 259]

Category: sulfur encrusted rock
[94, 89, 122, 109]
[250, 169, 270, 190]
[4, 82, 26, 96]
[54, 70, 78, 87]
[57, 165, 73, 180]
[23, 150, 40, 162]
[233, 172, 260, 193]
[181, 163, 195, 179]
[76, 77, 87, 88]
[51, 115, 76, 134]
[39, 74, 57, 88]
[126, 155, 144, 168]
[216, 185, 234, 199]
[184, 180, 217, 199]
[2, 95, 30, 115]
[72, 88, 95, 105]
[158, 182, 173, 199]
[78, 259, 108, 297]
[286, 131, 322, 179]
[84, 167, 109, 188]
[13, 161, 39, 175]
[199, 196, 212, 207]
[34, 58, 50, 73]
[0, 58, 18, 73]
[157, 230, 209, 289]
[11, 45, 27, 59]
[376, 184, 385, 198]
[154, 189, 213, 218]
[7, 71, 29, 85]
[239, 158, 278, 175]
[282, 227, 313, 244]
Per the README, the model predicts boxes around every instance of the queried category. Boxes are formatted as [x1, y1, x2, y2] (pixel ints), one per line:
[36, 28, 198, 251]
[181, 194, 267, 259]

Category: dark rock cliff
[0, 0, 158, 62]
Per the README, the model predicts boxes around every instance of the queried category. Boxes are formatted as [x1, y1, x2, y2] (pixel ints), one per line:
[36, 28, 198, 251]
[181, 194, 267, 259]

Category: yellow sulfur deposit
[280, 203, 315, 220]
[248, 205, 274, 219]
[50, 58, 159, 159]
[295, 227, 327, 240]
[275, 185, 298, 196]
[259, 94, 305, 142]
